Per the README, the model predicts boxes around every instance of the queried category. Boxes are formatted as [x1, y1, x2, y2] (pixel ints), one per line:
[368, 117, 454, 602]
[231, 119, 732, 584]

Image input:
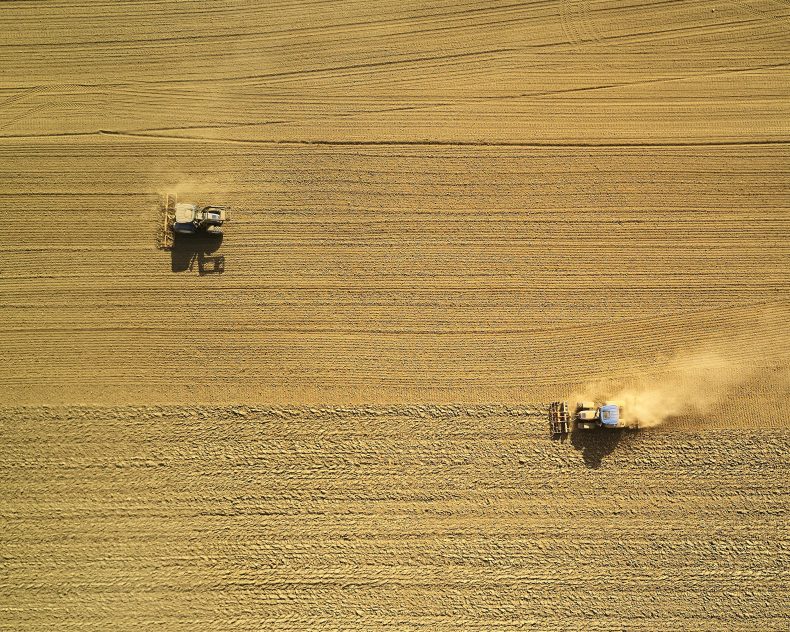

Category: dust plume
[572, 348, 783, 428]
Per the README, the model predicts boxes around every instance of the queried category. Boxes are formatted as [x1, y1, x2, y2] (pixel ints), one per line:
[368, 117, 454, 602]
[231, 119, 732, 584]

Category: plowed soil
[1, 0, 788, 629]
[2, 406, 788, 630]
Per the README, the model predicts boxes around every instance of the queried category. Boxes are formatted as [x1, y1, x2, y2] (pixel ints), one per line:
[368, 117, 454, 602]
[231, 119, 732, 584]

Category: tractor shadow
[571, 428, 635, 469]
[171, 233, 225, 275]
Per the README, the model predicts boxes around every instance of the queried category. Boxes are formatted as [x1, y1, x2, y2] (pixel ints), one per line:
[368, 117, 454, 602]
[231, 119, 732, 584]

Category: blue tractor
[574, 401, 624, 430]
[549, 401, 628, 436]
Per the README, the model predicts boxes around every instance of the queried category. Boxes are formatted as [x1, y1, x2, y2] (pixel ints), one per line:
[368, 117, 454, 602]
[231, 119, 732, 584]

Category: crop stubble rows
[2, 139, 788, 406]
[1, 0, 789, 405]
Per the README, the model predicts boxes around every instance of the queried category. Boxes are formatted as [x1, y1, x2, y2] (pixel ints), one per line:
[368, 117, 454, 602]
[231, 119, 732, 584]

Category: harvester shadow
[171, 233, 225, 276]
[571, 428, 631, 469]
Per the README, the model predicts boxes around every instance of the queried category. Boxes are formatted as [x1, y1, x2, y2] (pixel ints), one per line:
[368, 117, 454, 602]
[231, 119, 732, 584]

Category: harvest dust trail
[572, 320, 790, 427]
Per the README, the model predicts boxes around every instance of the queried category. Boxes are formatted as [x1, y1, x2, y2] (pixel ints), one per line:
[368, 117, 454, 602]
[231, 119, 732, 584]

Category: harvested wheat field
[1, 0, 789, 630]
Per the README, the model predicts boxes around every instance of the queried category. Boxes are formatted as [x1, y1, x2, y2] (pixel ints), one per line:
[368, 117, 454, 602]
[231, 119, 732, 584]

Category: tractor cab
[599, 403, 621, 428]
[548, 401, 632, 435]
[159, 194, 231, 249]
[575, 401, 623, 429]
[173, 203, 228, 235]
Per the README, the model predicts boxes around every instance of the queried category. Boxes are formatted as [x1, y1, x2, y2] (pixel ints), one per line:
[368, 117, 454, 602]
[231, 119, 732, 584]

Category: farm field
[2, 0, 789, 407]
[1, 0, 789, 629]
[1, 405, 789, 631]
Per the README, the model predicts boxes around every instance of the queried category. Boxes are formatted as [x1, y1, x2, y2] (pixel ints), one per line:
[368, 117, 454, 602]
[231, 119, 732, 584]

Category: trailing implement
[548, 401, 571, 437]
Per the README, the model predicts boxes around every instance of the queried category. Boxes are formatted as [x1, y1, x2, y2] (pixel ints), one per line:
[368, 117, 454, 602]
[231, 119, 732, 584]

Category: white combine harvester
[549, 401, 633, 437]
[159, 193, 230, 249]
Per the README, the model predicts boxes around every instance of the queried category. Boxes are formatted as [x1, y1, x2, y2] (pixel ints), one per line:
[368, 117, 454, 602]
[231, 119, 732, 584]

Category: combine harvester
[549, 401, 635, 437]
[159, 193, 230, 249]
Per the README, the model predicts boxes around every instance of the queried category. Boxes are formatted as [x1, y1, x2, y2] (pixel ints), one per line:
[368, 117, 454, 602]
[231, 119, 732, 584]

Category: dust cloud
[572, 345, 786, 428]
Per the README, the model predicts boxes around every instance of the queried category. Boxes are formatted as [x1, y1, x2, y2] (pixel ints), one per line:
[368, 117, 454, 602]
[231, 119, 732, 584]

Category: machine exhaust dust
[571, 349, 773, 429]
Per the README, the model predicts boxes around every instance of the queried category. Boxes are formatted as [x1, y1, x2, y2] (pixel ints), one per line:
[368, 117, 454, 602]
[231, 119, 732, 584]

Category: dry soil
[2, 405, 788, 631]
[1, 0, 788, 629]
